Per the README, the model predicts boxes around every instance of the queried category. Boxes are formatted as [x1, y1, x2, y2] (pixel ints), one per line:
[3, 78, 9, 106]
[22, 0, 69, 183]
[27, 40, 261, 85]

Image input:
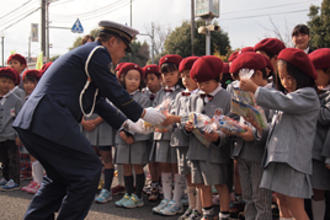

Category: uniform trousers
[238, 159, 272, 220]
[16, 128, 102, 220]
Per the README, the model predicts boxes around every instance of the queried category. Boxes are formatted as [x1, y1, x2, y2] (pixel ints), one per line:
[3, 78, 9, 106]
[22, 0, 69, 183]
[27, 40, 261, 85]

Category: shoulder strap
[79, 45, 104, 117]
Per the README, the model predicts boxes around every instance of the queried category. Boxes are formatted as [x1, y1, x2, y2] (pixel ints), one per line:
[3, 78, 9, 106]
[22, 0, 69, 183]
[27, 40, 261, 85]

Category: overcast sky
[0, 0, 322, 62]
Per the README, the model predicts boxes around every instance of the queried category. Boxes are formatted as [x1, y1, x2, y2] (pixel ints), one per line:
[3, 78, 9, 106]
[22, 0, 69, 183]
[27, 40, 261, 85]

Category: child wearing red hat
[7, 53, 27, 76]
[240, 48, 320, 220]
[308, 48, 330, 220]
[18, 70, 44, 194]
[185, 55, 232, 220]
[163, 56, 203, 218]
[114, 62, 151, 208]
[141, 64, 162, 202]
[0, 67, 23, 191]
[150, 54, 185, 215]
[229, 52, 273, 220]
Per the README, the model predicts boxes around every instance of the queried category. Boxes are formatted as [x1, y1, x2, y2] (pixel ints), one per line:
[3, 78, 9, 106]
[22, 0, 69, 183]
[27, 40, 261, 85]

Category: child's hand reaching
[184, 121, 194, 132]
[119, 131, 134, 145]
[203, 131, 219, 143]
[239, 79, 258, 94]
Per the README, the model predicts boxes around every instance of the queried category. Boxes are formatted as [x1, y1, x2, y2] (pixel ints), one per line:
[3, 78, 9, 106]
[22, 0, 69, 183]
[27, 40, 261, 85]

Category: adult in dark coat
[13, 20, 165, 220]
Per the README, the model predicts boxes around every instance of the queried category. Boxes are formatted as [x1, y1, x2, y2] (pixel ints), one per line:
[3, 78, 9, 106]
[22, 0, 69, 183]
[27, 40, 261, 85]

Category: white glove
[142, 107, 166, 125]
[123, 119, 151, 135]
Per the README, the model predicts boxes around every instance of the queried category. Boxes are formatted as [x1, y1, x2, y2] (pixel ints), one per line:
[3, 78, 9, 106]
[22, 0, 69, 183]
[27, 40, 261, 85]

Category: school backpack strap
[79, 45, 104, 117]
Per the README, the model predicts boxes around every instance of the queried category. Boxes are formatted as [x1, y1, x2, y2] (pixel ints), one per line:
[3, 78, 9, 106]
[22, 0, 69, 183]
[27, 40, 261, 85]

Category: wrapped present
[143, 98, 172, 132]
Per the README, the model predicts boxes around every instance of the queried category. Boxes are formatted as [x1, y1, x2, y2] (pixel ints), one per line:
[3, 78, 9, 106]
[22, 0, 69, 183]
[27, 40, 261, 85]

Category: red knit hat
[0, 67, 18, 84]
[159, 54, 182, 68]
[143, 64, 160, 77]
[228, 47, 254, 62]
[115, 62, 127, 72]
[254, 38, 285, 56]
[190, 55, 223, 82]
[278, 48, 317, 80]
[22, 69, 41, 81]
[240, 47, 254, 53]
[308, 48, 330, 70]
[7, 53, 27, 66]
[223, 62, 230, 74]
[230, 52, 267, 74]
[179, 56, 199, 73]
[117, 62, 144, 79]
[40, 62, 52, 77]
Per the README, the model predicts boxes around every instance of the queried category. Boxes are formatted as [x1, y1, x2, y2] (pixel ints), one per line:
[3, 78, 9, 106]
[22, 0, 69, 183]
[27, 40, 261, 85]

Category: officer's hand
[142, 107, 166, 125]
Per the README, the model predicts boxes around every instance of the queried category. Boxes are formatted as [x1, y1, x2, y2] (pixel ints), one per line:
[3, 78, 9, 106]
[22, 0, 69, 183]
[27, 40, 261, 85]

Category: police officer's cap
[98, 20, 139, 52]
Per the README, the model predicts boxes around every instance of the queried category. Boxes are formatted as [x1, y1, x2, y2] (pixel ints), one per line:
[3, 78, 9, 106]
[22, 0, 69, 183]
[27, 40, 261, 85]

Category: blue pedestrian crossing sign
[72, 18, 84, 33]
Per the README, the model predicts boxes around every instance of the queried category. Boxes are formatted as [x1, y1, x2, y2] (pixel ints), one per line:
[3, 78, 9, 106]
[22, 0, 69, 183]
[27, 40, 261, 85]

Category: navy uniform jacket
[13, 41, 143, 152]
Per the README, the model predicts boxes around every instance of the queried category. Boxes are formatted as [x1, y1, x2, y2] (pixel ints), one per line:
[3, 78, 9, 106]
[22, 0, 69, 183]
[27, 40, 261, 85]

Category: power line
[221, 0, 315, 15]
[0, 0, 34, 20]
[50, 0, 133, 21]
[1, 7, 41, 32]
[220, 9, 309, 21]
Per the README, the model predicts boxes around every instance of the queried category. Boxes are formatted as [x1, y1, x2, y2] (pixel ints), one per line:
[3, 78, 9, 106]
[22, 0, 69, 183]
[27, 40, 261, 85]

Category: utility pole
[46, 0, 50, 60]
[151, 23, 155, 64]
[1, 36, 4, 66]
[191, 0, 195, 55]
[130, 0, 132, 27]
[41, 0, 46, 60]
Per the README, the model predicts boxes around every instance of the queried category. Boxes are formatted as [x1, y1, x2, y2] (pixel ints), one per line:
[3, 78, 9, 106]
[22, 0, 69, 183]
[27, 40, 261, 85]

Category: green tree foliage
[308, 0, 330, 48]
[70, 29, 150, 66]
[163, 20, 231, 57]
[121, 41, 150, 67]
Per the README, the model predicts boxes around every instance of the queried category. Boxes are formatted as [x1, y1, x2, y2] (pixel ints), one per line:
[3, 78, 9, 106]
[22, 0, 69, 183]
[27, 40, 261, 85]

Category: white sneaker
[160, 200, 184, 216]
[0, 178, 7, 186]
[152, 198, 169, 214]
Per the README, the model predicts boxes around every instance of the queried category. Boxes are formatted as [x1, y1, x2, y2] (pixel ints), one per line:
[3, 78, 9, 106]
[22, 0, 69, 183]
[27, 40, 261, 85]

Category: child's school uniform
[255, 86, 320, 198]
[83, 99, 115, 149]
[170, 89, 197, 175]
[149, 85, 183, 163]
[312, 88, 330, 191]
[115, 90, 151, 165]
[0, 92, 23, 185]
[187, 85, 231, 185]
[231, 84, 273, 220]
[11, 86, 25, 101]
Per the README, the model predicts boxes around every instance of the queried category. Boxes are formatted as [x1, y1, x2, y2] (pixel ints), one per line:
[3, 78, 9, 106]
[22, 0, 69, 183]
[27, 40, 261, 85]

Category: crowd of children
[0, 23, 329, 220]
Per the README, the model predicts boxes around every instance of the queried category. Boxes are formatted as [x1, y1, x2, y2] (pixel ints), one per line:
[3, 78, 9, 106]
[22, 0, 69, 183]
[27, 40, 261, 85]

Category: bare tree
[259, 17, 293, 47]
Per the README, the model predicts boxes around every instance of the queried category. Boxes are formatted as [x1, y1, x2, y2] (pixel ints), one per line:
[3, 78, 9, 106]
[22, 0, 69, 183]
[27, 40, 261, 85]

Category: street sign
[71, 18, 84, 33]
[31, 23, 39, 42]
[196, 0, 220, 18]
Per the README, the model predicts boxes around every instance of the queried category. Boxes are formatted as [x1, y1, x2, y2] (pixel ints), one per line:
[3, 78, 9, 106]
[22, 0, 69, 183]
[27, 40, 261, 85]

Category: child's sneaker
[122, 193, 144, 209]
[115, 193, 130, 207]
[111, 184, 125, 195]
[95, 188, 112, 204]
[0, 178, 7, 186]
[159, 200, 184, 216]
[189, 209, 202, 220]
[148, 183, 160, 201]
[152, 198, 169, 214]
[27, 182, 40, 194]
[0, 179, 20, 191]
[178, 207, 192, 220]
[21, 181, 39, 194]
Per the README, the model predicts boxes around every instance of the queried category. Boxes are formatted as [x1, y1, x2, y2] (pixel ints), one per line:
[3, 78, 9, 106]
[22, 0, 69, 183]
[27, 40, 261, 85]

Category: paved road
[0, 181, 179, 220]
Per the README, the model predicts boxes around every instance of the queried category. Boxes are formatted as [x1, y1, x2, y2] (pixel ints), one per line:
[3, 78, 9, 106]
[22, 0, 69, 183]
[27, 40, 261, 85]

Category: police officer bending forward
[13, 20, 165, 220]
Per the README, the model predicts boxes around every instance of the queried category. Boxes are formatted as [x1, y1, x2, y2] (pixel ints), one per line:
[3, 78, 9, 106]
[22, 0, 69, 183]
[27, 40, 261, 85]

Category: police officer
[13, 20, 165, 220]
